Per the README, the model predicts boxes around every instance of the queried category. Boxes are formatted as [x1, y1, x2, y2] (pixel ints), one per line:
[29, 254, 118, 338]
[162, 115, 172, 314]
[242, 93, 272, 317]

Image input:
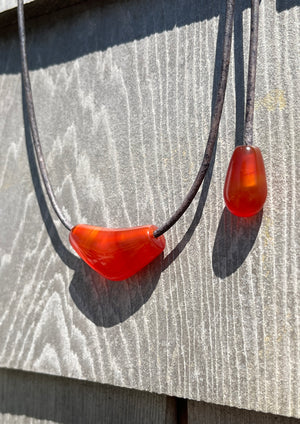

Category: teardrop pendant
[223, 145, 267, 217]
[69, 224, 166, 281]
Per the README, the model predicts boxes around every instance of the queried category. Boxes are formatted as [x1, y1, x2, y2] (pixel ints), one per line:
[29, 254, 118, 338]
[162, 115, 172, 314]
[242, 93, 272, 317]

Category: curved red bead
[224, 146, 267, 217]
[69, 224, 166, 281]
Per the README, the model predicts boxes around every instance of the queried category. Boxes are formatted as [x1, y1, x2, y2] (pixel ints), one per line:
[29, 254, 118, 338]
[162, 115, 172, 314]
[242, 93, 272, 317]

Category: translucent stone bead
[69, 224, 166, 281]
[223, 145, 267, 217]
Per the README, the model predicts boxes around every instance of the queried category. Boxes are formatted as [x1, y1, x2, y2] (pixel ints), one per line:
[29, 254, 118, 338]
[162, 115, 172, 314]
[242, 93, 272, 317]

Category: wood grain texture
[0, 0, 299, 418]
[188, 401, 300, 424]
[0, 0, 34, 14]
[0, 0, 114, 14]
[0, 0, 90, 31]
[0, 368, 177, 423]
[0, 0, 125, 31]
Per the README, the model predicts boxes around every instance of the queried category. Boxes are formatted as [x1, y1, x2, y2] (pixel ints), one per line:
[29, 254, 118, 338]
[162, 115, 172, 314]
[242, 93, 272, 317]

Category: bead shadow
[17, 0, 275, 324]
[22, 85, 161, 328]
[212, 207, 263, 278]
[69, 254, 163, 327]
[18, 0, 233, 328]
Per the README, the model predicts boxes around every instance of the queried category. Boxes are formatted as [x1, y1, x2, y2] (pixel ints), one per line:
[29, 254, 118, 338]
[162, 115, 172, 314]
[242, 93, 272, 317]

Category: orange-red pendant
[69, 224, 166, 281]
[224, 145, 267, 217]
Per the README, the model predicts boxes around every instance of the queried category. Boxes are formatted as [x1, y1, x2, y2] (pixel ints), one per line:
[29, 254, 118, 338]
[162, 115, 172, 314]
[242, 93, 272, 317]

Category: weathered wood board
[0, 368, 177, 424]
[188, 401, 300, 424]
[0, 0, 299, 418]
[2, 368, 299, 424]
[0, 0, 33, 13]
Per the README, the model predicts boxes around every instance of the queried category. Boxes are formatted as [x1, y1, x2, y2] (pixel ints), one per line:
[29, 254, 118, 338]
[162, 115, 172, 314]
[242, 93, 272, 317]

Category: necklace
[223, 0, 267, 217]
[17, 0, 265, 282]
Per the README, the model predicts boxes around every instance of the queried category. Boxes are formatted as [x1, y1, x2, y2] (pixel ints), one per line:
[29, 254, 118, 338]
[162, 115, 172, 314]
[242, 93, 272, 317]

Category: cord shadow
[162, 0, 226, 270]
[162, 140, 217, 271]
[22, 84, 162, 328]
[19, 0, 232, 327]
[211, 1, 264, 279]
[19, 0, 270, 324]
[22, 85, 79, 271]
[212, 207, 263, 278]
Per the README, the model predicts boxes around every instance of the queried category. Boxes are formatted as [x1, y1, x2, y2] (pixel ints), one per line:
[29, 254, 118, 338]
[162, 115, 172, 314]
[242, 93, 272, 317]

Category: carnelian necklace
[17, 0, 265, 282]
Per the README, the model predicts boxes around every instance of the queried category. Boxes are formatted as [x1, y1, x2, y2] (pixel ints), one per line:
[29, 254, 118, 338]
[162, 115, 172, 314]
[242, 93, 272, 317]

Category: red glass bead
[69, 224, 166, 281]
[224, 145, 267, 217]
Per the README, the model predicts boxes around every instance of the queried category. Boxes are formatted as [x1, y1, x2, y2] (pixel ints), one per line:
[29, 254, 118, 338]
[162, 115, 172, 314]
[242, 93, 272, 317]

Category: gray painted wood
[0, 0, 34, 13]
[0, 0, 299, 419]
[0, 0, 94, 31]
[1, 368, 298, 424]
[0, 0, 83, 16]
[188, 401, 300, 424]
[0, 368, 177, 423]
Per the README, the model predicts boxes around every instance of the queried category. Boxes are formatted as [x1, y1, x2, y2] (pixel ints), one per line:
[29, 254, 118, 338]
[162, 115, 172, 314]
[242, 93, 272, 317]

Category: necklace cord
[17, 0, 72, 231]
[243, 0, 259, 146]
[154, 0, 235, 238]
[17, 0, 235, 237]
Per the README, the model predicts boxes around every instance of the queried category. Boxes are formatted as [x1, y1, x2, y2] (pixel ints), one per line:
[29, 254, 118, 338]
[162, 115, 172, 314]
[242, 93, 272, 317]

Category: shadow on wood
[19, 0, 232, 326]
[276, 0, 299, 12]
[1, 368, 299, 423]
[0, 0, 295, 53]
[212, 207, 263, 278]
[22, 87, 163, 327]
[161, 0, 225, 271]
[189, 401, 300, 424]
[0, 0, 248, 73]
[0, 368, 176, 424]
[69, 254, 163, 327]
